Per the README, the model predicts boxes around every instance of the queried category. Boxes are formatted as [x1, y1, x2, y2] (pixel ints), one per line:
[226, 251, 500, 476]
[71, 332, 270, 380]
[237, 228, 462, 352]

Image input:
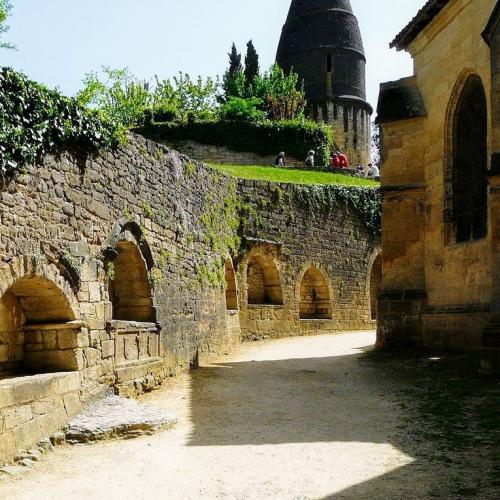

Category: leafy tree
[0, 0, 15, 50]
[254, 65, 306, 121]
[371, 122, 382, 168]
[244, 40, 259, 95]
[223, 43, 245, 99]
[77, 67, 151, 127]
[153, 73, 219, 121]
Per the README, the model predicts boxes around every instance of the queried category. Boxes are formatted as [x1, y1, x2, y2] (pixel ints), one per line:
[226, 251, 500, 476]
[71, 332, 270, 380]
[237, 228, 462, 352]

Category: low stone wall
[0, 372, 81, 462]
[164, 139, 304, 167]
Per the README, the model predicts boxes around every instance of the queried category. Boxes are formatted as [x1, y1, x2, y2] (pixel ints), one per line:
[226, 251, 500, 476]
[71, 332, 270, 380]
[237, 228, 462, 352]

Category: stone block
[101, 340, 115, 359]
[0, 344, 8, 363]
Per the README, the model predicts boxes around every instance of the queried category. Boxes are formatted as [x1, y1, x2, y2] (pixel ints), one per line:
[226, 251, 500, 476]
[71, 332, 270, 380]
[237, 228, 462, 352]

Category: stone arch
[0, 256, 82, 375]
[246, 251, 284, 306]
[298, 265, 333, 320]
[225, 258, 238, 311]
[108, 228, 156, 323]
[444, 71, 489, 244]
[367, 249, 383, 321]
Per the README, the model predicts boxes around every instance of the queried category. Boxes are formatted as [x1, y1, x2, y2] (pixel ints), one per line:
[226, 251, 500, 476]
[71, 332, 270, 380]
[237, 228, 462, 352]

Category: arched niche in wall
[445, 72, 488, 244]
[247, 254, 284, 306]
[0, 269, 81, 375]
[106, 221, 156, 323]
[299, 266, 332, 320]
[225, 258, 238, 311]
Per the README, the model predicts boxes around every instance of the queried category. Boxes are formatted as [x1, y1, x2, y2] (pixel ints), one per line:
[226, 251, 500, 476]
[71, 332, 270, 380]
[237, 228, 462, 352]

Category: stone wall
[236, 180, 379, 339]
[161, 140, 304, 168]
[0, 133, 379, 461]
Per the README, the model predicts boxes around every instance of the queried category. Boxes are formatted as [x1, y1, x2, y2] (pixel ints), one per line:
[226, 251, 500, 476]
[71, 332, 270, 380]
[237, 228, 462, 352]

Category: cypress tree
[223, 43, 244, 99]
[244, 40, 260, 93]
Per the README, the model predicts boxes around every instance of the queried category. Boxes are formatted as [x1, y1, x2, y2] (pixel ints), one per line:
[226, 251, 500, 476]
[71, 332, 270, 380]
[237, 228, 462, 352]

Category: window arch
[451, 75, 488, 243]
[110, 237, 155, 323]
[225, 259, 238, 311]
[299, 266, 332, 320]
[247, 255, 283, 306]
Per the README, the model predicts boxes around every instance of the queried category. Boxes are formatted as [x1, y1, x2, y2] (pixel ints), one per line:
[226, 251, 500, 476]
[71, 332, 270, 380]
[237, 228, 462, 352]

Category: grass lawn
[210, 164, 380, 187]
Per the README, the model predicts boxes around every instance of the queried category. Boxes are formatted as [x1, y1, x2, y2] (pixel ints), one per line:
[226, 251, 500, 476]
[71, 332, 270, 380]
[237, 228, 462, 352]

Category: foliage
[223, 43, 244, 100]
[0, 0, 14, 50]
[0, 67, 120, 177]
[210, 164, 380, 188]
[254, 65, 306, 121]
[152, 73, 219, 122]
[371, 122, 382, 168]
[244, 40, 259, 95]
[77, 67, 151, 127]
[137, 118, 332, 165]
[219, 97, 266, 122]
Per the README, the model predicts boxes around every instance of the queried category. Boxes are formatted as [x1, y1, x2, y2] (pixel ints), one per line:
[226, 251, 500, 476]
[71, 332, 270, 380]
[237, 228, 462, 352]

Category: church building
[277, 0, 372, 165]
[376, 0, 500, 373]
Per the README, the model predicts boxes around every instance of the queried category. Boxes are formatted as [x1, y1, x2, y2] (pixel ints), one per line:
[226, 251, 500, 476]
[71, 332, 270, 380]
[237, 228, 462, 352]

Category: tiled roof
[390, 0, 451, 51]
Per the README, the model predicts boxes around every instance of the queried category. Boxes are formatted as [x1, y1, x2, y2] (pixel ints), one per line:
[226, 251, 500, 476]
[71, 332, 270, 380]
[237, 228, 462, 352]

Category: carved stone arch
[0, 255, 83, 374]
[243, 245, 284, 307]
[296, 262, 333, 320]
[105, 220, 156, 323]
[444, 71, 489, 244]
[105, 219, 155, 271]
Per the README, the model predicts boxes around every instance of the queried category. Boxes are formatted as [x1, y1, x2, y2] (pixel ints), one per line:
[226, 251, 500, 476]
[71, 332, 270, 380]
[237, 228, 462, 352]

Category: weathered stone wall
[0, 132, 379, 461]
[236, 180, 379, 339]
[161, 140, 304, 168]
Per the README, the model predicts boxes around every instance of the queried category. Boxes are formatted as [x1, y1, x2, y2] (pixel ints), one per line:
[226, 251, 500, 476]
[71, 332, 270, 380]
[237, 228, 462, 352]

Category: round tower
[277, 0, 372, 165]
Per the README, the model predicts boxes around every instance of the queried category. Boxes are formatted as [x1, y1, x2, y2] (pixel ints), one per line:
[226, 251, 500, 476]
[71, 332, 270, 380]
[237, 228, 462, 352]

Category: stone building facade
[376, 0, 500, 372]
[0, 134, 379, 462]
[276, 0, 373, 165]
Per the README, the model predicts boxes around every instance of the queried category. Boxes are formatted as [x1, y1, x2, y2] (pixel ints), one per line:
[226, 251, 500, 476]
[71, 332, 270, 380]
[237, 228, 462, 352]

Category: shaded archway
[446, 74, 488, 243]
[110, 238, 156, 323]
[0, 275, 79, 375]
[247, 255, 283, 306]
[369, 253, 383, 321]
[225, 259, 238, 311]
[299, 266, 332, 320]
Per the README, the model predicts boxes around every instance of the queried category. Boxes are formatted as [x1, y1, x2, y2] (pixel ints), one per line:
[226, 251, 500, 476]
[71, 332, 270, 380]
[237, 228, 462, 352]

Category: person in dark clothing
[274, 152, 285, 167]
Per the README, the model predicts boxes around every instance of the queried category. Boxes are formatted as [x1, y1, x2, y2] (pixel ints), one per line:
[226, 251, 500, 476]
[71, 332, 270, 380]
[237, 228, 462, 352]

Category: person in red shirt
[331, 152, 341, 169]
[338, 151, 349, 169]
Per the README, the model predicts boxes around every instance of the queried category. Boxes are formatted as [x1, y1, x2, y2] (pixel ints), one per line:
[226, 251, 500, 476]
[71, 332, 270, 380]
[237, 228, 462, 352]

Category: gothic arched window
[452, 75, 488, 243]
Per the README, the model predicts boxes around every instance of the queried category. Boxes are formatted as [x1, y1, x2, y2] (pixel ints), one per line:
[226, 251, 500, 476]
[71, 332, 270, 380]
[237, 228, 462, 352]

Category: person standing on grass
[275, 152, 285, 167]
[370, 163, 380, 181]
[305, 150, 315, 168]
[338, 151, 349, 169]
[331, 151, 341, 169]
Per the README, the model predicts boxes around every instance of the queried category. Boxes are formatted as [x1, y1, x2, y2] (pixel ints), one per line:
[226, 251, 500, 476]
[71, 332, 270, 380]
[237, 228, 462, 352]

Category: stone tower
[277, 0, 372, 164]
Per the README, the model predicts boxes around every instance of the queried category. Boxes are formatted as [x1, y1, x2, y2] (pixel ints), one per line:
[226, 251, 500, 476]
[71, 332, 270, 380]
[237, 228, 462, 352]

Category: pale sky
[1, 0, 426, 111]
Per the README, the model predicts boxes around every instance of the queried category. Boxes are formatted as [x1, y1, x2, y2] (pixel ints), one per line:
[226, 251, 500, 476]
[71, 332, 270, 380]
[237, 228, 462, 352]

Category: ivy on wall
[0, 68, 121, 178]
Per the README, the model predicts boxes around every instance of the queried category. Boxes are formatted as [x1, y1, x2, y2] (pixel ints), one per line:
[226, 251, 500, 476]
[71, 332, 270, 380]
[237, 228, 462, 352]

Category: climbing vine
[0, 68, 122, 178]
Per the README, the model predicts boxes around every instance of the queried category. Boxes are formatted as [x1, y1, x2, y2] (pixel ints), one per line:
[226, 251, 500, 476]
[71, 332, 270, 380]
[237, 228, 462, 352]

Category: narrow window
[452, 75, 488, 243]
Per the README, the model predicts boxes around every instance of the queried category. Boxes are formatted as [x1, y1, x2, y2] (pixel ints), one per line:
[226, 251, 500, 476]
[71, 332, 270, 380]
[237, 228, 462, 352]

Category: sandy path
[0, 332, 421, 499]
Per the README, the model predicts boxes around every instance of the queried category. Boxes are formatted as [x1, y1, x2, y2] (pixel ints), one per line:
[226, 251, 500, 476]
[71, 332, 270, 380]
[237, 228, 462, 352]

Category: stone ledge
[0, 372, 81, 408]
[23, 320, 86, 331]
[65, 395, 177, 443]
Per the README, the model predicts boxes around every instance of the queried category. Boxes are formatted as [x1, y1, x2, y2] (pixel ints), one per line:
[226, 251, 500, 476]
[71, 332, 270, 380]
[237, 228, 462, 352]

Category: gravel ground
[0, 331, 498, 499]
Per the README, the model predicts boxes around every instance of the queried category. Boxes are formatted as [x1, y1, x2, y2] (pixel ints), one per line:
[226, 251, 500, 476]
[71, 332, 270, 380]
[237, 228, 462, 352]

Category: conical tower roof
[277, 0, 367, 101]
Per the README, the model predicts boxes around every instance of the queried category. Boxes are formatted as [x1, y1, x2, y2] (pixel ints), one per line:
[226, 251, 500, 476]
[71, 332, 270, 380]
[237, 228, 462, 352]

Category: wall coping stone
[23, 320, 86, 332]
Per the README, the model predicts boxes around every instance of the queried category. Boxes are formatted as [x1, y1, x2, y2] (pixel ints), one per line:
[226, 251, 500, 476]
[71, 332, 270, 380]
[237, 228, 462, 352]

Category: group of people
[274, 150, 380, 180]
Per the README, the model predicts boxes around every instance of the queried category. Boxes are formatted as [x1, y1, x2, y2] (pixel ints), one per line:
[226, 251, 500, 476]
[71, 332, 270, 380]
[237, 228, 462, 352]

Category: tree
[371, 122, 382, 168]
[223, 43, 245, 99]
[244, 40, 259, 94]
[77, 67, 151, 127]
[0, 0, 15, 50]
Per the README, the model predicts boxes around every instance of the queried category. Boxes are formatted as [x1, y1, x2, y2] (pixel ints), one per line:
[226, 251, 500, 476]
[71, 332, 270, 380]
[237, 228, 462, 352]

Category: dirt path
[0, 332, 486, 499]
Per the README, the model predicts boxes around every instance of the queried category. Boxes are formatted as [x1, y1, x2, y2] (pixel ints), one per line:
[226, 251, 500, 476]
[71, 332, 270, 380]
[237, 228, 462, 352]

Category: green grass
[210, 164, 380, 187]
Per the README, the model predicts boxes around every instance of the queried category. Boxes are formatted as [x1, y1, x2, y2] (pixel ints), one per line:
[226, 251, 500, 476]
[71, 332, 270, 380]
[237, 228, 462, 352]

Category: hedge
[136, 119, 332, 165]
[0, 67, 120, 178]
